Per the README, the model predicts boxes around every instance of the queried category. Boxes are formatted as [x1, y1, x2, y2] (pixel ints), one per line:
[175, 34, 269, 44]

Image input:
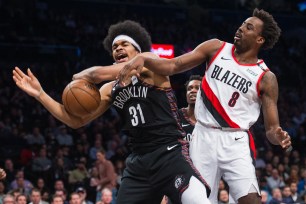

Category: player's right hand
[12, 67, 43, 98]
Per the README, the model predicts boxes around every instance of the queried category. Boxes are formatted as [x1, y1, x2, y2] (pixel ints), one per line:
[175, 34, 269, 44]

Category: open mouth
[115, 53, 129, 63]
[234, 32, 242, 41]
[189, 94, 196, 101]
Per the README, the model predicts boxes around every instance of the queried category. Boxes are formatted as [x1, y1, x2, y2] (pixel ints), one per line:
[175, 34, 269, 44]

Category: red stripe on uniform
[202, 78, 240, 128]
[248, 130, 256, 160]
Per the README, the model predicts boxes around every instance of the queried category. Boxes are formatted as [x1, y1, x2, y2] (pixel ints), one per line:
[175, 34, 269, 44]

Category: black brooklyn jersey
[178, 108, 195, 142]
[111, 77, 185, 153]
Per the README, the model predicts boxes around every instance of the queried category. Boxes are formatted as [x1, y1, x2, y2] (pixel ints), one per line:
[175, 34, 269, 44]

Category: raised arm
[13, 67, 113, 129]
[73, 52, 158, 84]
[260, 71, 291, 149]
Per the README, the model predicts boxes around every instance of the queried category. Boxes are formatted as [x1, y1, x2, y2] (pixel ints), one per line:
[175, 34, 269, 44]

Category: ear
[257, 36, 265, 45]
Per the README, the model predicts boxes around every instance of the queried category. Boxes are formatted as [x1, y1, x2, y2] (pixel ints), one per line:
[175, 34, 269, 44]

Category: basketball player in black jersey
[13, 20, 210, 204]
[178, 75, 202, 142]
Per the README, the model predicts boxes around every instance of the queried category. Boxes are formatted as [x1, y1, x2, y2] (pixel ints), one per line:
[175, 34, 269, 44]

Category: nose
[115, 45, 123, 52]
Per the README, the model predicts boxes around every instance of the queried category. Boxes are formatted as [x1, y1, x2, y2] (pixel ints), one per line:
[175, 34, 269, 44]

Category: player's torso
[178, 108, 195, 142]
[196, 42, 269, 129]
[111, 76, 185, 153]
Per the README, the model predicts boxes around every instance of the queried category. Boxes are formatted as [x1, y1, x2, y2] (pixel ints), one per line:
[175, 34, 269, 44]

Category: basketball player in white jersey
[118, 8, 292, 204]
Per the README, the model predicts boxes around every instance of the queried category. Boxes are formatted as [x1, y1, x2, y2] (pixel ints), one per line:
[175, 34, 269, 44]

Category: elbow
[66, 120, 87, 129]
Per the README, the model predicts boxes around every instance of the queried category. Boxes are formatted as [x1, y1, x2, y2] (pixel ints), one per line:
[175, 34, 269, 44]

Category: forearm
[73, 64, 125, 84]
[36, 90, 84, 128]
[142, 49, 206, 76]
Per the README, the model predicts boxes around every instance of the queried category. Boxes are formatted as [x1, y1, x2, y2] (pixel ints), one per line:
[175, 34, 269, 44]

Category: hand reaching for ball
[12, 67, 43, 99]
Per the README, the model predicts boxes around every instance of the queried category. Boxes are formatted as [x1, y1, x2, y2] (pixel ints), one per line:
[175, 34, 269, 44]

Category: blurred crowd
[0, 0, 306, 204]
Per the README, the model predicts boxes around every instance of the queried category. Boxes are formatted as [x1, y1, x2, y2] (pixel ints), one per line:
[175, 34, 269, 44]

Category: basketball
[62, 79, 101, 117]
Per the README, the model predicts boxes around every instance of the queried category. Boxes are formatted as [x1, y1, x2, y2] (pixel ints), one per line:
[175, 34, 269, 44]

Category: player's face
[186, 80, 201, 105]
[234, 17, 264, 51]
[112, 40, 139, 64]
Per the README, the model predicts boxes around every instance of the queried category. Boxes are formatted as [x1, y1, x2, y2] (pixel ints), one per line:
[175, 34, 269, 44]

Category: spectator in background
[54, 190, 68, 204]
[260, 190, 270, 204]
[289, 181, 299, 202]
[76, 187, 93, 204]
[51, 195, 64, 204]
[277, 163, 289, 182]
[69, 193, 81, 204]
[10, 171, 33, 196]
[88, 167, 100, 202]
[95, 149, 116, 203]
[281, 186, 294, 203]
[16, 194, 27, 204]
[218, 189, 229, 204]
[267, 169, 285, 192]
[26, 126, 46, 145]
[55, 126, 73, 146]
[269, 188, 283, 204]
[2, 194, 15, 204]
[3, 159, 16, 183]
[89, 139, 103, 162]
[53, 180, 65, 192]
[32, 147, 52, 172]
[298, 169, 306, 194]
[29, 188, 49, 204]
[35, 178, 49, 196]
[96, 188, 112, 204]
[10, 189, 21, 201]
[68, 157, 89, 189]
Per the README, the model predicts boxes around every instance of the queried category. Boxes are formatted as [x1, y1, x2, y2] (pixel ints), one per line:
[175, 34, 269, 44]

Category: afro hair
[103, 20, 152, 55]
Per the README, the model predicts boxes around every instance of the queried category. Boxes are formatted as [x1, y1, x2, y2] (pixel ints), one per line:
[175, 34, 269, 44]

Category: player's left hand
[275, 127, 292, 150]
[0, 168, 6, 180]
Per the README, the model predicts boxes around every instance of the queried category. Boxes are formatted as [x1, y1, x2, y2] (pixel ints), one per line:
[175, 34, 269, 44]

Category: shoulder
[195, 38, 225, 59]
[259, 70, 278, 94]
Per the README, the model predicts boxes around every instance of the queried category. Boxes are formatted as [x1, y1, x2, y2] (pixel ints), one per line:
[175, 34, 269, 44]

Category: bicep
[172, 39, 222, 74]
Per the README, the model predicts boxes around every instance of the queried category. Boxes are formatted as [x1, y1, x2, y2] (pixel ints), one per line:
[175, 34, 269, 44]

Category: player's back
[111, 76, 185, 154]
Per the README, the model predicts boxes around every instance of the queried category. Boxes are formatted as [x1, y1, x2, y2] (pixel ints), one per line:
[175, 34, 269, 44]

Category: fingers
[280, 130, 291, 149]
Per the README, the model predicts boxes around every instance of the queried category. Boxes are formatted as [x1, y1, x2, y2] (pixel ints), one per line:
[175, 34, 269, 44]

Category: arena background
[1, 0, 306, 203]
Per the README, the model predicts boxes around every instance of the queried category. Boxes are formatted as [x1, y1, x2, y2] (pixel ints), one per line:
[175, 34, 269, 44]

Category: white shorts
[189, 123, 260, 203]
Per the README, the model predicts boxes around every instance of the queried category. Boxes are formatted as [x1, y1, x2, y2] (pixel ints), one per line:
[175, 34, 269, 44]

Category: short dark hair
[103, 20, 152, 55]
[185, 75, 202, 89]
[253, 8, 281, 50]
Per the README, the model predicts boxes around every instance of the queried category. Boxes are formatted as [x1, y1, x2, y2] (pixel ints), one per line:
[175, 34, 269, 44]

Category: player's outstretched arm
[260, 71, 292, 150]
[0, 168, 6, 180]
[118, 39, 222, 83]
[73, 52, 158, 84]
[12, 67, 109, 129]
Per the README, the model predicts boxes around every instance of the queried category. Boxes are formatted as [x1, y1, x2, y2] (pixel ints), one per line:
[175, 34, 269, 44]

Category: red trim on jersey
[248, 130, 257, 159]
[256, 71, 268, 97]
[202, 78, 240, 128]
[231, 46, 264, 66]
[206, 41, 226, 70]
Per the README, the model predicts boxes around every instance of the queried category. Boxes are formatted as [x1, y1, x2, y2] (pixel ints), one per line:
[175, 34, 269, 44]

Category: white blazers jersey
[195, 42, 269, 130]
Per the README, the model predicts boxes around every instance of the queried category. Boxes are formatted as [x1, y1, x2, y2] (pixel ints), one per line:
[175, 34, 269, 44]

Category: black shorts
[116, 141, 210, 204]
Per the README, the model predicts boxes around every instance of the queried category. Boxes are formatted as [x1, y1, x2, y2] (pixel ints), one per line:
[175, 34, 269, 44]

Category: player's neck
[234, 49, 258, 64]
[186, 105, 196, 123]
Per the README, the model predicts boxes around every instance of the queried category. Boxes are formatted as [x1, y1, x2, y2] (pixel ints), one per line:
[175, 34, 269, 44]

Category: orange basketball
[62, 79, 101, 117]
